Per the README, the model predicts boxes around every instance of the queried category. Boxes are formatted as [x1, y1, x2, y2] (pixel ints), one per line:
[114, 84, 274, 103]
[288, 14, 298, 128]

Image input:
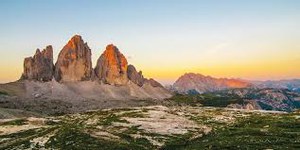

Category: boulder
[21, 45, 54, 81]
[54, 35, 92, 82]
[94, 44, 128, 85]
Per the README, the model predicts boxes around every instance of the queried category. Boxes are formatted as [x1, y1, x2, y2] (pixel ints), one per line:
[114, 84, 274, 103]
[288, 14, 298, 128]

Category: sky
[0, 0, 299, 85]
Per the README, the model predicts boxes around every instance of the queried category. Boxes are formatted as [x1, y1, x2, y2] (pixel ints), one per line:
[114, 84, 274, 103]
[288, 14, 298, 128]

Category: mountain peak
[106, 43, 116, 48]
[174, 73, 252, 94]
[21, 45, 54, 82]
[94, 44, 128, 85]
[71, 34, 82, 40]
[64, 35, 85, 50]
[54, 35, 92, 82]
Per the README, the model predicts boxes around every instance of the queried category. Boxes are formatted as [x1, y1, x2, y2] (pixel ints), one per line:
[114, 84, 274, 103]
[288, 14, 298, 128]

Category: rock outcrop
[95, 44, 128, 85]
[21, 45, 54, 81]
[19, 35, 171, 100]
[127, 65, 145, 86]
[54, 35, 92, 82]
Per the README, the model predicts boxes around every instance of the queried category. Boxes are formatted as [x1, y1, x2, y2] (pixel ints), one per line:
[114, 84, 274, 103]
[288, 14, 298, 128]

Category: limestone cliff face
[20, 35, 167, 94]
[54, 35, 92, 82]
[94, 44, 128, 85]
[127, 65, 145, 86]
[21, 45, 54, 81]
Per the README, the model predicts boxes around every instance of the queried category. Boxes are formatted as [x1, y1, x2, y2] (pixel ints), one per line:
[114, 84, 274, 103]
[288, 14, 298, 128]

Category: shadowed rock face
[54, 35, 92, 82]
[127, 65, 145, 86]
[95, 44, 128, 85]
[21, 46, 54, 81]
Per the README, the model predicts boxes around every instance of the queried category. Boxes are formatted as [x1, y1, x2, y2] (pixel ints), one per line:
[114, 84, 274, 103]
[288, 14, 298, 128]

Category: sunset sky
[0, 0, 299, 84]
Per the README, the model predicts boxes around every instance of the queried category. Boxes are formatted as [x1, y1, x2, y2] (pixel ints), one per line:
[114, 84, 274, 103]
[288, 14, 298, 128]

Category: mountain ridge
[172, 72, 300, 94]
[173, 72, 252, 94]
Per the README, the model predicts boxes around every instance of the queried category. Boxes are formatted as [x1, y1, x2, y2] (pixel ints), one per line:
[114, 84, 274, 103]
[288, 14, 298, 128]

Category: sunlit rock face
[94, 44, 128, 85]
[21, 45, 54, 81]
[127, 65, 145, 86]
[54, 35, 92, 82]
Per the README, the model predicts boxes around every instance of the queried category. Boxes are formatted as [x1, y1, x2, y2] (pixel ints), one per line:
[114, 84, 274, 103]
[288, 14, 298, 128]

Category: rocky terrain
[169, 88, 300, 112]
[217, 88, 300, 111]
[171, 73, 300, 111]
[0, 105, 299, 150]
[173, 73, 252, 94]
[252, 79, 300, 93]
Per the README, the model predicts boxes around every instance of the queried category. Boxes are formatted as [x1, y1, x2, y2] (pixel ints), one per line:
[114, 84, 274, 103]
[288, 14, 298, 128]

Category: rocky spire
[20, 35, 165, 89]
[21, 45, 54, 81]
[54, 35, 92, 82]
[94, 44, 128, 85]
[127, 65, 145, 86]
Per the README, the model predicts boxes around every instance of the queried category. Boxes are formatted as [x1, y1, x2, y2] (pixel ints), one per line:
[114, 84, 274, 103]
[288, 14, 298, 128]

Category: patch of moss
[45, 125, 154, 150]
[163, 113, 300, 150]
[97, 114, 128, 126]
[168, 93, 246, 107]
[160, 133, 194, 150]
[0, 127, 57, 149]
[0, 118, 27, 126]
[121, 111, 145, 118]
[0, 91, 8, 95]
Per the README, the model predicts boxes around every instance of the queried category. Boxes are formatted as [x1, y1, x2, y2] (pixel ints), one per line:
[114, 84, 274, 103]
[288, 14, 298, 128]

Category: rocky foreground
[0, 105, 299, 149]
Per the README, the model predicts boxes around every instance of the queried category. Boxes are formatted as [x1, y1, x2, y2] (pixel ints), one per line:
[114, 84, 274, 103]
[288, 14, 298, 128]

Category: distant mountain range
[252, 79, 300, 92]
[171, 73, 300, 111]
[218, 88, 300, 112]
[172, 73, 300, 94]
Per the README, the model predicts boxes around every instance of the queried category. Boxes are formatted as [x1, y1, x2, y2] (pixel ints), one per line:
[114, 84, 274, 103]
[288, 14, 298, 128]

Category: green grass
[45, 123, 154, 150]
[45, 126, 127, 150]
[168, 93, 246, 107]
[161, 113, 300, 150]
[0, 127, 57, 149]
[0, 91, 8, 95]
[97, 113, 128, 126]
[0, 118, 27, 126]
[120, 111, 145, 118]
[1, 106, 299, 149]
